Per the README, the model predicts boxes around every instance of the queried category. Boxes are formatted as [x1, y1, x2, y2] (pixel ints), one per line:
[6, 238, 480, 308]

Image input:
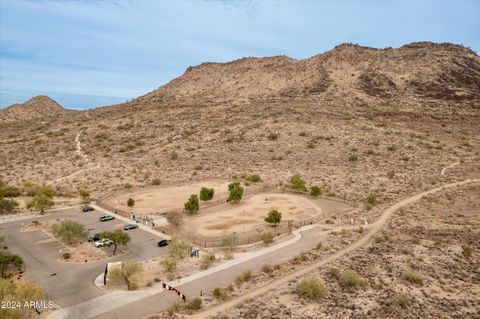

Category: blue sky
[1, 0, 479, 110]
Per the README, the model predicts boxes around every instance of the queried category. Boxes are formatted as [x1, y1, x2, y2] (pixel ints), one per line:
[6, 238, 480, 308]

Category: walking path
[441, 161, 460, 176]
[47, 179, 479, 319]
[188, 178, 479, 319]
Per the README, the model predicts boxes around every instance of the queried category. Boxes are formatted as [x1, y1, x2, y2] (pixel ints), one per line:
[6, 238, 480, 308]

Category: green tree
[310, 186, 321, 197]
[222, 233, 239, 253]
[51, 219, 88, 245]
[100, 230, 130, 255]
[265, 210, 282, 226]
[0, 198, 19, 214]
[228, 182, 244, 202]
[184, 194, 199, 214]
[127, 198, 135, 209]
[27, 194, 54, 212]
[0, 251, 23, 277]
[108, 260, 143, 290]
[290, 174, 307, 191]
[168, 237, 190, 259]
[199, 187, 215, 201]
[34, 185, 55, 198]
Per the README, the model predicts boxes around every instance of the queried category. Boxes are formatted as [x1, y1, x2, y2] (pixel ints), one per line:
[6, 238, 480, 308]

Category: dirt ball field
[182, 193, 346, 237]
[103, 179, 233, 215]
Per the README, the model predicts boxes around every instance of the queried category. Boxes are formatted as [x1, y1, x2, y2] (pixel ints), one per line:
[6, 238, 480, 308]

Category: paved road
[0, 207, 168, 307]
[49, 224, 328, 319]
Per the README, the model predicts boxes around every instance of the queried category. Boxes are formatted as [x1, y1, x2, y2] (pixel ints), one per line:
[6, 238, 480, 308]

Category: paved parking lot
[0, 207, 168, 307]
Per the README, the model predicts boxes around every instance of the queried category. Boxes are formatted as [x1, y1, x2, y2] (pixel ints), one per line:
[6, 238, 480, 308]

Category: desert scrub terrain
[209, 182, 479, 319]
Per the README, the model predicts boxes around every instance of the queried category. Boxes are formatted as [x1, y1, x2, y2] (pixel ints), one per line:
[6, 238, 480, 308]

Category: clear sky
[1, 0, 479, 110]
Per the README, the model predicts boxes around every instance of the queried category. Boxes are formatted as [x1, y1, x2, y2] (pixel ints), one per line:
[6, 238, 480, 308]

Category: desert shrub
[366, 194, 377, 207]
[127, 197, 135, 209]
[212, 287, 229, 300]
[262, 265, 273, 274]
[170, 152, 178, 160]
[401, 269, 424, 286]
[201, 253, 216, 269]
[0, 198, 19, 214]
[265, 210, 282, 226]
[154, 277, 161, 282]
[245, 174, 261, 183]
[339, 270, 367, 289]
[395, 293, 411, 308]
[62, 252, 71, 260]
[462, 245, 472, 258]
[310, 186, 321, 197]
[387, 145, 397, 152]
[348, 154, 358, 161]
[27, 194, 54, 212]
[184, 194, 199, 214]
[267, 132, 279, 141]
[185, 297, 202, 310]
[161, 257, 177, 274]
[261, 232, 274, 245]
[227, 182, 244, 202]
[151, 178, 161, 185]
[297, 278, 326, 301]
[307, 141, 316, 149]
[236, 270, 252, 285]
[199, 187, 215, 201]
[290, 174, 307, 191]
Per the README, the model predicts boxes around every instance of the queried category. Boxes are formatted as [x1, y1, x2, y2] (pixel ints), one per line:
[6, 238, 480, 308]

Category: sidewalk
[49, 223, 320, 319]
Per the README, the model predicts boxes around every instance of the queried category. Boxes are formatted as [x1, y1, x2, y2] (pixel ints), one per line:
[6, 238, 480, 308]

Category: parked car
[95, 238, 113, 248]
[123, 224, 139, 231]
[82, 206, 95, 212]
[88, 233, 100, 242]
[157, 239, 170, 247]
[99, 215, 115, 222]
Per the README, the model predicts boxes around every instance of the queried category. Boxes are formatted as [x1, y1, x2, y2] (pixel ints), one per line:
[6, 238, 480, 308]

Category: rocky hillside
[0, 42, 479, 202]
[140, 42, 480, 106]
[0, 95, 72, 122]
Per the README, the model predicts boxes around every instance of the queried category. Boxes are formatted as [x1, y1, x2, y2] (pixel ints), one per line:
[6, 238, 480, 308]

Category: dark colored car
[82, 206, 95, 212]
[157, 239, 170, 247]
[99, 215, 115, 222]
[123, 224, 139, 231]
[88, 233, 100, 242]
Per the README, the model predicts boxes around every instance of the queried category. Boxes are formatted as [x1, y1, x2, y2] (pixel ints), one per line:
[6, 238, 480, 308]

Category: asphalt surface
[0, 207, 168, 307]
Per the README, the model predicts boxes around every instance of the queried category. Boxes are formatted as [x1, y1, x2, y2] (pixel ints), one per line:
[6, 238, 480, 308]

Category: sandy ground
[103, 179, 233, 215]
[183, 193, 344, 237]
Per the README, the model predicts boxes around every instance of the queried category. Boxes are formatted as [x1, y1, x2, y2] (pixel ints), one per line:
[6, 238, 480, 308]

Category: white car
[95, 238, 113, 248]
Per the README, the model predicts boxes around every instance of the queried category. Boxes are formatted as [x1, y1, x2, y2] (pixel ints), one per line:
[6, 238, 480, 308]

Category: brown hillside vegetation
[0, 42, 479, 207]
[0, 95, 73, 122]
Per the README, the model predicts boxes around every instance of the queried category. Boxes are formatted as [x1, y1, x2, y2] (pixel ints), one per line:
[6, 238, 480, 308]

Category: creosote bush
[310, 186, 321, 197]
[339, 270, 367, 290]
[290, 174, 307, 192]
[297, 278, 326, 301]
[401, 268, 424, 286]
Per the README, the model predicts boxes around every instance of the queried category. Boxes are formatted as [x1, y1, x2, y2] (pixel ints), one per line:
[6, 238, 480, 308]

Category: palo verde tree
[51, 219, 88, 245]
[108, 260, 143, 290]
[228, 182, 244, 202]
[199, 187, 215, 201]
[265, 209, 282, 226]
[100, 230, 130, 255]
[27, 194, 54, 213]
[167, 237, 191, 259]
[184, 194, 199, 214]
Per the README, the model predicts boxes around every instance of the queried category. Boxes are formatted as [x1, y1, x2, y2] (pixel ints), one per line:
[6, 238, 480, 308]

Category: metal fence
[96, 184, 357, 248]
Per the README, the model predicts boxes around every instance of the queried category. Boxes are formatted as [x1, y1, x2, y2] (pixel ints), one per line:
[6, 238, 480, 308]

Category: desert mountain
[0, 42, 479, 204]
[139, 42, 480, 106]
[0, 95, 72, 122]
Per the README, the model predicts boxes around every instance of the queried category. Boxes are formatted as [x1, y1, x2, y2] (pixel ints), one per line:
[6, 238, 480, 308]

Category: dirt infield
[182, 192, 350, 237]
[103, 179, 233, 215]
